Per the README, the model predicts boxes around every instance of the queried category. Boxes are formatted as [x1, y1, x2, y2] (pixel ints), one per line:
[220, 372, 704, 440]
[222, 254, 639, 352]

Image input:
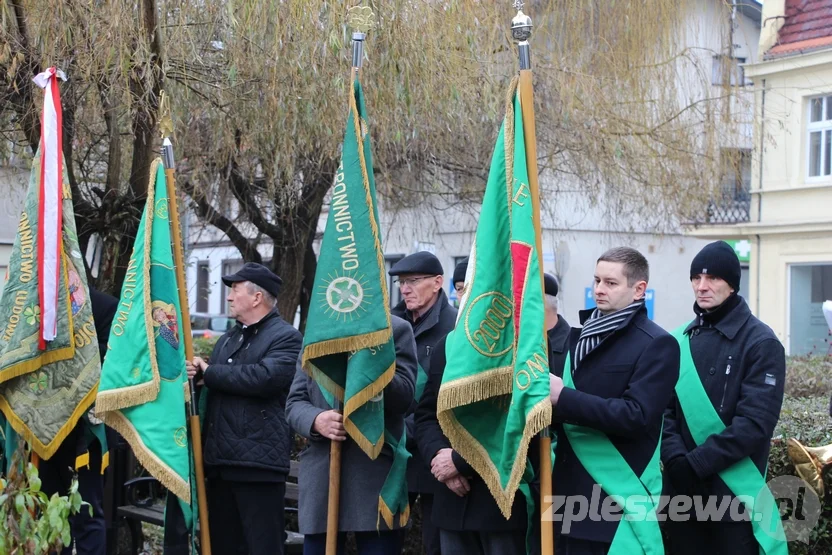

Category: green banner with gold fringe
[301, 78, 409, 528]
[0, 152, 101, 460]
[94, 159, 192, 510]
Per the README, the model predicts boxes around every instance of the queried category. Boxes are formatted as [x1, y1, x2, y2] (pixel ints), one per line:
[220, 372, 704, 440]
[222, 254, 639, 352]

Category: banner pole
[161, 130, 213, 555]
[512, 4, 554, 553]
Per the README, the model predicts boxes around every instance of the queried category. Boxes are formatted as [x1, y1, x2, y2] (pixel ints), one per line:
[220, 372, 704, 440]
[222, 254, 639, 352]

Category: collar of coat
[684, 294, 751, 341]
[548, 315, 571, 354]
[392, 288, 449, 337]
[577, 301, 646, 328]
[236, 306, 280, 332]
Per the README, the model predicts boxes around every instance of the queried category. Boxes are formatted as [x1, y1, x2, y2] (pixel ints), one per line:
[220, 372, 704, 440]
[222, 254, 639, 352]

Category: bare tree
[0, 0, 745, 322]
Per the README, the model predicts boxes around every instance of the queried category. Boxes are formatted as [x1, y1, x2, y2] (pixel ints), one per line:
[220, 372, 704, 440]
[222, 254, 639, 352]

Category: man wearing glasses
[389, 251, 458, 555]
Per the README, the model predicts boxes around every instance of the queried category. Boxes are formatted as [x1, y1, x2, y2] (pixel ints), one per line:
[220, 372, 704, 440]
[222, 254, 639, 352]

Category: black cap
[453, 258, 468, 284]
[388, 251, 444, 276]
[690, 241, 741, 292]
[543, 273, 559, 297]
[222, 262, 283, 298]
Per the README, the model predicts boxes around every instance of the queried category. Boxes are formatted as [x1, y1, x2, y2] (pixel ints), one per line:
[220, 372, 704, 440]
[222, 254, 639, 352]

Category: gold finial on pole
[347, 4, 376, 70]
[158, 90, 175, 140]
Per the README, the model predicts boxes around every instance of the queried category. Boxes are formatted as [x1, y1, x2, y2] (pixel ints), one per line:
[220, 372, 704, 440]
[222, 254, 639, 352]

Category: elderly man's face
[227, 281, 259, 320]
[397, 274, 443, 314]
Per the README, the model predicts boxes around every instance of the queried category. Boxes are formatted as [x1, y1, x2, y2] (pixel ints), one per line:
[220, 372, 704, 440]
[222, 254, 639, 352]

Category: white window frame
[805, 95, 832, 182]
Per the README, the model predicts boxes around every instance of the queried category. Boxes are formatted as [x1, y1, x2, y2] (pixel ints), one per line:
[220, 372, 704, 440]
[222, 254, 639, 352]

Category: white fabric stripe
[35, 69, 62, 341]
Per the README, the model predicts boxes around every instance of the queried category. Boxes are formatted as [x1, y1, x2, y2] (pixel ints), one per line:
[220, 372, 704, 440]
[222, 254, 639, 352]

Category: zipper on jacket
[719, 363, 731, 412]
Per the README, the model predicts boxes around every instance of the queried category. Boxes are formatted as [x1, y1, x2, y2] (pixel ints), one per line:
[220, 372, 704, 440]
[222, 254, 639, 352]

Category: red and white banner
[32, 67, 67, 347]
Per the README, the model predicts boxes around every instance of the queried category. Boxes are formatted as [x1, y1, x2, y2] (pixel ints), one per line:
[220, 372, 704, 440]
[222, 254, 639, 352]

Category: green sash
[562, 353, 664, 554]
[672, 326, 787, 554]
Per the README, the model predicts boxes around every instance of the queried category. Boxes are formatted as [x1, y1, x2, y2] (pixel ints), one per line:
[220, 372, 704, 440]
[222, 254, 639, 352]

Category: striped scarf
[575, 300, 644, 367]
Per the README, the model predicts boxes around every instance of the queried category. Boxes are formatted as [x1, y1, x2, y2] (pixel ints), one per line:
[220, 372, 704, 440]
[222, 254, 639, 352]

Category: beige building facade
[688, 1, 832, 355]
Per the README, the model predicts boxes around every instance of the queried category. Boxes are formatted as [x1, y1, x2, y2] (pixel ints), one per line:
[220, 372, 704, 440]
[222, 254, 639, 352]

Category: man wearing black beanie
[661, 241, 786, 554]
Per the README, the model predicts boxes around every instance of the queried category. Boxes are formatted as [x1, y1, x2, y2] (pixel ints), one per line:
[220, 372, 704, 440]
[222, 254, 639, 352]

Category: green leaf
[14, 493, 25, 514]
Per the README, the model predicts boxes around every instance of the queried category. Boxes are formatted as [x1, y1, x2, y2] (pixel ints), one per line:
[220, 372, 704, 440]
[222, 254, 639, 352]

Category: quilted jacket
[202, 308, 302, 477]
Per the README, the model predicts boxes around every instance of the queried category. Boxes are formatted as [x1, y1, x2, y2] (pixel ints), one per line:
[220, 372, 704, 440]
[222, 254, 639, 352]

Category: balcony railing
[688, 184, 751, 226]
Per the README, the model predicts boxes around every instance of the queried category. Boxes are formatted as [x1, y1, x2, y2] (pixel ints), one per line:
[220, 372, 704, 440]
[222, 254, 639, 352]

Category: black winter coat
[392, 289, 458, 494]
[202, 308, 303, 478]
[661, 295, 785, 521]
[415, 337, 527, 532]
[553, 305, 679, 543]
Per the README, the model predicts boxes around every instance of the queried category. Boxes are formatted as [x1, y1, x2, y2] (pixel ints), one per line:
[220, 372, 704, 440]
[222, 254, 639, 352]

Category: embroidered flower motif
[28, 371, 48, 394]
[24, 304, 40, 326]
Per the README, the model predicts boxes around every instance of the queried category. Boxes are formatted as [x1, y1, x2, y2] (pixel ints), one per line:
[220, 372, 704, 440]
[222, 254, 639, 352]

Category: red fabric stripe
[510, 241, 532, 341]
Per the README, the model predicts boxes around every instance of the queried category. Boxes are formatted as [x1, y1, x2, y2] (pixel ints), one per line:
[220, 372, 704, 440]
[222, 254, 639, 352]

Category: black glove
[666, 456, 701, 495]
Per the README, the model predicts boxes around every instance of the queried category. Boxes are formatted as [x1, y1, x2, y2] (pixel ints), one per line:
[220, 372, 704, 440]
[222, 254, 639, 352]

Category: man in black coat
[389, 251, 458, 555]
[661, 241, 786, 555]
[544, 273, 569, 377]
[186, 263, 302, 555]
[415, 336, 528, 554]
[548, 247, 680, 555]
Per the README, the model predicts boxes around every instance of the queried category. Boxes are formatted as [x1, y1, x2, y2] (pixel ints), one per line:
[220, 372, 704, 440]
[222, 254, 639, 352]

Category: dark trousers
[554, 535, 611, 555]
[664, 519, 757, 555]
[438, 529, 525, 555]
[303, 530, 401, 555]
[397, 492, 440, 555]
[39, 436, 106, 555]
[206, 478, 286, 555]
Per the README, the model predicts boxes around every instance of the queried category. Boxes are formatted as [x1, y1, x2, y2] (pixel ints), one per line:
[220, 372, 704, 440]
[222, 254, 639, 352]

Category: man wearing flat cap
[389, 251, 457, 554]
[543, 273, 570, 378]
[186, 262, 303, 555]
[662, 241, 785, 554]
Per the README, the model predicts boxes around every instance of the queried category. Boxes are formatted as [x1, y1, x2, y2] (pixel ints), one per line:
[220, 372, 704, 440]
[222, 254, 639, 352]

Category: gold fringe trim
[436, 367, 513, 413]
[344, 419, 384, 461]
[377, 496, 410, 531]
[75, 451, 90, 470]
[0, 375, 99, 461]
[305, 362, 345, 402]
[300, 328, 392, 371]
[342, 361, 396, 456]
[101, 451, 110, 474]
[95, 160, 163, 414]
[437, 398, 551, 519]
[102, 409, 191, 503]
[349, 71, 392, 330]
[94, 380, 159, 413]
[504, 76, 519, 225]
[0, 250, 79, 384]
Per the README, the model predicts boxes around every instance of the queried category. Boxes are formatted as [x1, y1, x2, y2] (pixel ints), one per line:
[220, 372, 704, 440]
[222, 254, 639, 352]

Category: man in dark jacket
[661, 241, 786, 555]
[186, 263, 302, 555]
[548, 247, 680, 554]
[544, 273, 569, 377]
[415, 336, 527, 554]
[389, 251, 458, 555]
[286, 315, 418, 554]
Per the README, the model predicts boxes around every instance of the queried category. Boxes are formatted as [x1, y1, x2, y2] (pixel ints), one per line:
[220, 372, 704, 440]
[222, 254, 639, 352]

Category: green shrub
[192, 336, 219, 359]
[0, 442, 89, 555]
[785, 356, 832, 399]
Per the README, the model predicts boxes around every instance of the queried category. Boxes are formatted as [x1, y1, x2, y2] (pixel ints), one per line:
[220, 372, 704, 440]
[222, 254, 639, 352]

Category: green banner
[437, 78, 551, 519]
[95, 159, 192, 513]
[0, 152, 101, 459]
[301, 78, 408, 528]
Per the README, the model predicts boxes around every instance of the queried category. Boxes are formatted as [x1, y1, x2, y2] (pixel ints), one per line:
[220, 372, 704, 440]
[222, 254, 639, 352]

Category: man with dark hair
[548, 247, 680, 554]
[186, 262, 302, 555]
[388, 251, 458, 555]
[661, 241, 786, 554]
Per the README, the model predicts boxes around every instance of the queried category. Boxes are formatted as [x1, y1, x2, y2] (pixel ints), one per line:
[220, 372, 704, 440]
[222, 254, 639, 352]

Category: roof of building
[767, 0, 832, 58]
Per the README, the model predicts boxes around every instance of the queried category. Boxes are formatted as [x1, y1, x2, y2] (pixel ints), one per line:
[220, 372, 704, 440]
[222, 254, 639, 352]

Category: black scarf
[575, 300, 644, 366]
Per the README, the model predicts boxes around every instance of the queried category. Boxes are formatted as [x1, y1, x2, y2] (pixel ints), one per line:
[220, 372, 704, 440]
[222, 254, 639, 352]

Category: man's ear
[634, 280, 648, 300]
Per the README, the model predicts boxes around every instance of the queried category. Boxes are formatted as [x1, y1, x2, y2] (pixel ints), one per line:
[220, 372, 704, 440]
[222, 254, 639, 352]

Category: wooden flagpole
[159, 92, 212, 555]
[513, 5, 555, 554]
